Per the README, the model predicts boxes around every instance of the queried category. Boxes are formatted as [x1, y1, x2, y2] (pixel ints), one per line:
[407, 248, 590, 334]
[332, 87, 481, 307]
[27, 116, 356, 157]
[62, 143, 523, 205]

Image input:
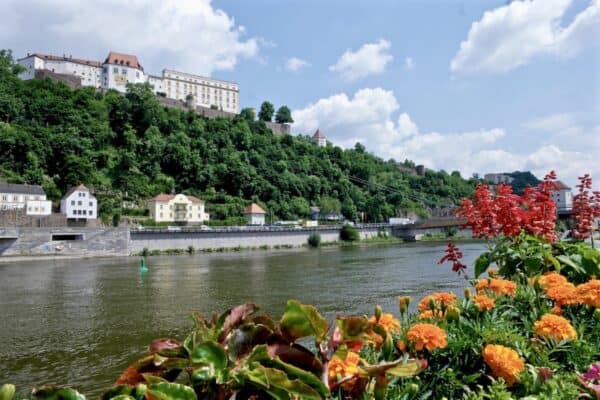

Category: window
[160, 212, 163, 218]
[71, 200, 75, 205]
[121, 68, 126, 74]
[13, 196, 18, 201]
[159, 204, 163, 209]
[83, 210, 87, 215]
[136, 71, 139, 78]
[113, 67, 118, 73]
[82, 192, 86, 197]
[89, 202, 92, 206]
[1, 195, 6, 201]
[78, 201, 82, 205]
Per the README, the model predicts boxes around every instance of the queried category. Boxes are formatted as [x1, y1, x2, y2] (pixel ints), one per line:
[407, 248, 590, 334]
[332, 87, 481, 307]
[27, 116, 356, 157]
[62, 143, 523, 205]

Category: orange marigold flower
[369, 313, 400, 333]
[550, 305, 562, 315]
[482, 344, 525, 386]
[577, 279, 600, 308]
[473, 294, 495, 311]
[534, 314, 577, 342]
[546, 283, 579, 306]
[476, 278, 517, 297]
[417, 309, 445, 320]
[407, 323, 448, 351]
[537, 272, 568, 289]
[418, 292, 457, 312]
[328, 351, 361, 390]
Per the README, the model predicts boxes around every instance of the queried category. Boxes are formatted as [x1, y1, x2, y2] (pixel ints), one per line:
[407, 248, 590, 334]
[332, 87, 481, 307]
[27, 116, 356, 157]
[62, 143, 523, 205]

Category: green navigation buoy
[140, 257, 149, 273]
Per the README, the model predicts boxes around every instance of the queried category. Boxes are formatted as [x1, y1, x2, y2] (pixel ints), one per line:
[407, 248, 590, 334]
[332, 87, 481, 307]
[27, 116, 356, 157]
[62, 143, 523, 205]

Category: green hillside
[0, 50, 477, 223]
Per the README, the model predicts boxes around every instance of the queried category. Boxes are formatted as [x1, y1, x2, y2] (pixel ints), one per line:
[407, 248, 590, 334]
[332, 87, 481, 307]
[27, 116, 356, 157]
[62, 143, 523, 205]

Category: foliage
[258, 101, 274, 122]
[307, 232, 321, 248]
[0, 51, 477, 222]
[239, 107, 255, 122]
[275, 106, 293, 124]
[340, 224, 359, 242]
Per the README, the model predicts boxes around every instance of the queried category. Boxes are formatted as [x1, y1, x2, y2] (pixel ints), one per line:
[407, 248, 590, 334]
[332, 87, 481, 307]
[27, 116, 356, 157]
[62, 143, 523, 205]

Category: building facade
[312, 129, 327, 147]
[60, 184, 97, 220]
[18, 51, 240, 113]
[148, 194, 209, 224]
[484, 173, 514, 185]
[244, 203, 266, 225]
[0, 183, 52, 216]
[551, 181, 573, 212]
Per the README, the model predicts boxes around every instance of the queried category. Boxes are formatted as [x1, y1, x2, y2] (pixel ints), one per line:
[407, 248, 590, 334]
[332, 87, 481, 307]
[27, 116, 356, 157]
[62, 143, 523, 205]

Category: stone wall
[130, 226, 384, 253]
[0, 227, 129, 257]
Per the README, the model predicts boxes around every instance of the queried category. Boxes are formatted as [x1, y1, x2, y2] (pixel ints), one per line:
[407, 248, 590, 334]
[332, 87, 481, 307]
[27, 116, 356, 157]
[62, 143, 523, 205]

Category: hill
[0, 50, 477, 224]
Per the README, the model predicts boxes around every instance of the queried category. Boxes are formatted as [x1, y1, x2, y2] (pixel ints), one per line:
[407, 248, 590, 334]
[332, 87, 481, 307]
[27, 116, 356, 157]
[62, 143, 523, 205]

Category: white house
[484, 173, 514, 185]
[312, 129, 327, 147]
[0, 183, 52, 216]
[60, 184, 97, 220]
[244, 203, 266, 225]
[551, 180, 573, 212]
[148, 194, 209, 224]
[18, 51, 240, 113]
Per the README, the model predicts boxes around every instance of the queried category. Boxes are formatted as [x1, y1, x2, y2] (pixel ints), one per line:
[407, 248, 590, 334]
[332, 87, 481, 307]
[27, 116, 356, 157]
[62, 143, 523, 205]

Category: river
[0, 241, 486, 396]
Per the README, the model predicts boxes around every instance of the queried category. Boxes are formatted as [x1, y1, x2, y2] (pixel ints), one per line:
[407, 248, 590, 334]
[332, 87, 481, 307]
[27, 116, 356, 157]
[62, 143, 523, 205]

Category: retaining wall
[0, 227, 129, 257]
[129, 226, 384, 253]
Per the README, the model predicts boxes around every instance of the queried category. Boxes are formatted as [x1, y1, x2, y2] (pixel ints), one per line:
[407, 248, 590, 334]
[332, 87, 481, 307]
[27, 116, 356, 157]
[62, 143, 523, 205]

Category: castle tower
[312, 129, 326, 147]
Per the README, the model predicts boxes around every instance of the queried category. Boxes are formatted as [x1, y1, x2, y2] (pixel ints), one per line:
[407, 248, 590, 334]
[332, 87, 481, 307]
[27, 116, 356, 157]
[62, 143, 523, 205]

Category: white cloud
[293, 89, 600, 186]
[285, 57, 310, 72]
[404, 57, 415, 70]
[450, 0, 600, 73]
[0, 0, 260, 75]
[329, 39, 393, 81]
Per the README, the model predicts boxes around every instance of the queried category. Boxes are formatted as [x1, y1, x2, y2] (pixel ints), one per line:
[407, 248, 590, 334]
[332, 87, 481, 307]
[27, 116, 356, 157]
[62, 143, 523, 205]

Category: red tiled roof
[243, 203, 266, 214]
[61, 184, 91, 200]
[554, 180, 571, 190]
[312, 129, 325, 139]
[151, 194, 204, 203]
[26, 53, 102, 68]
[104, 51, 143, 71]
[151, 194, 175, 201]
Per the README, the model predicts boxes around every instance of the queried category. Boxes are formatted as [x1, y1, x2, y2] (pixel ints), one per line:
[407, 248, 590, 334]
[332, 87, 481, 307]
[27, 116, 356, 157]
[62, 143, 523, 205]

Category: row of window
[164, 73, 236, 90]
[71, 209, 94, 216]
[27, 206, 46, 212]
[158, 204, 203, 210]
[1, 195, 43, 201]
[71, 200, 94, 206]
[159, 212, 204, 219]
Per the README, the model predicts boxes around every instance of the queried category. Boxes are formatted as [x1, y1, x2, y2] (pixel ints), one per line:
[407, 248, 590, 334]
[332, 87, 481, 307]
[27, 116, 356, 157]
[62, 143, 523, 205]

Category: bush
[340, 224, 360, 242]
[307, 232, 321, 247]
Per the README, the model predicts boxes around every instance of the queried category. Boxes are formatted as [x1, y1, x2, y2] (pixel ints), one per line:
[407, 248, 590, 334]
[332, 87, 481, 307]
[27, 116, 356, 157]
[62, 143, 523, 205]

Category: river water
[0, 242, 485, 396]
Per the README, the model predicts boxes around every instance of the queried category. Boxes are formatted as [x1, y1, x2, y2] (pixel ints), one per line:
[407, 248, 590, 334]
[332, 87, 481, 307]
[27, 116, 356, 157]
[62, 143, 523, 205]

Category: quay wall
[129, 226, 385, 253]
[0, 227, 129, 257]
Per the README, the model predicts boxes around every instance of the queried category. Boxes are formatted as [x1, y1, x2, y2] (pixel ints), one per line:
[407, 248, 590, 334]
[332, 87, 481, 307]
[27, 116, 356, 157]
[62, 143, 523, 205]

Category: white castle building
[17, 51, 240, 114]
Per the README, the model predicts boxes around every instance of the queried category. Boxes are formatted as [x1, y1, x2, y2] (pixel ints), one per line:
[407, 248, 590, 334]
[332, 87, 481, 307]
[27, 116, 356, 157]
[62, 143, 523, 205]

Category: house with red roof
[148, 193, 209, 224]
[243, 203, 266, 225]
[60, 184, 97, 220]
[551, 180, 573, 212]
[312, 129, 327, 147]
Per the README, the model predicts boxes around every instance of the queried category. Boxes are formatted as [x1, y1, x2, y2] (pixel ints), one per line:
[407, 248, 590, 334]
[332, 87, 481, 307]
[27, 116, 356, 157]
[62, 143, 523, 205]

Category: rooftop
[104, 51, 144, 71]
[62, 184, 93, 200]
[20, 53, 102, 68]
[243, 203, 266, 214]
[0, 183, 46, 195]
[312, 129, 325, 139]
[151, 194, 204, 203]
[554, 180, 571, 190]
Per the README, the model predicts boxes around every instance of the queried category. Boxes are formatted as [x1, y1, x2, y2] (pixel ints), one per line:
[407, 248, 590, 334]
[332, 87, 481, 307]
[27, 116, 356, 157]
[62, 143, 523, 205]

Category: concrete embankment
[0, 225, 388, 259]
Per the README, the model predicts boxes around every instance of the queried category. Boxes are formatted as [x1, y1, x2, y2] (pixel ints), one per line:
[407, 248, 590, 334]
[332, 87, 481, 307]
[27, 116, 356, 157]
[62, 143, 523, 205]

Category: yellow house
[148, 194, 209, 224]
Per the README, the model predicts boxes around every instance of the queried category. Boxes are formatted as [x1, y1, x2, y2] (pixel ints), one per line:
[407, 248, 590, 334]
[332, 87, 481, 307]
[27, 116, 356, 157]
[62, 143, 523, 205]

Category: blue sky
[1, 0, 598, 186]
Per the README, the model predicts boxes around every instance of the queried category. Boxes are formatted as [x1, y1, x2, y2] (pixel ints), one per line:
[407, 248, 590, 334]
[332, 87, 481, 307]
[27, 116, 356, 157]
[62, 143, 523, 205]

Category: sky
[1, 0, 599, 187]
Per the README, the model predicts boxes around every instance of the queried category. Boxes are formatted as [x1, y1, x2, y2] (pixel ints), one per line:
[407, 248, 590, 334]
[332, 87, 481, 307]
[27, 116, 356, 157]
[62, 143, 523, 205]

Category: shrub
[187, 245, 195, 254]
[307, 232, 321, 247]
[141, 247, 149, 257]
[340, 224, 359, 242]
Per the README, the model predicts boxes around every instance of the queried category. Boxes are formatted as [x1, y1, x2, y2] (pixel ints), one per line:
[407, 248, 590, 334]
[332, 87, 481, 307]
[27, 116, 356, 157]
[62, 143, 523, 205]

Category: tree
[275, 106, 293, 123]
[258, 101, 274, 122]
[240, 108, 255, 122]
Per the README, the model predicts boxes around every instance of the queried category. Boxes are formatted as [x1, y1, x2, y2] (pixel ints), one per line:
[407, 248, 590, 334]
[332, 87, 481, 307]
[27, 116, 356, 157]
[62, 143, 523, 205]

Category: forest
[0, 50, 479, 224]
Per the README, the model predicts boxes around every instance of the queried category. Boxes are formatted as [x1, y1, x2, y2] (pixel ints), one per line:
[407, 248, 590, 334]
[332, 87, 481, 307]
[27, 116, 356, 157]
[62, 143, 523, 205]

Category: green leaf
[360, 359, 423, 378]
[108, 396, 135, 400]
[190, 341, 227, 370]
[556, 255, 585, 274]
[336, 316, 370, 340]
[0, 384, 15, 400]
[145, 383, 196, 400]
[246, 365, 322, 400]
[262, 357, 329, 397]
[279, 300, 328, 343]
[227, 323, 273, 360]
[474, 253, 491, 278]
[31, 386, 86, 400]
